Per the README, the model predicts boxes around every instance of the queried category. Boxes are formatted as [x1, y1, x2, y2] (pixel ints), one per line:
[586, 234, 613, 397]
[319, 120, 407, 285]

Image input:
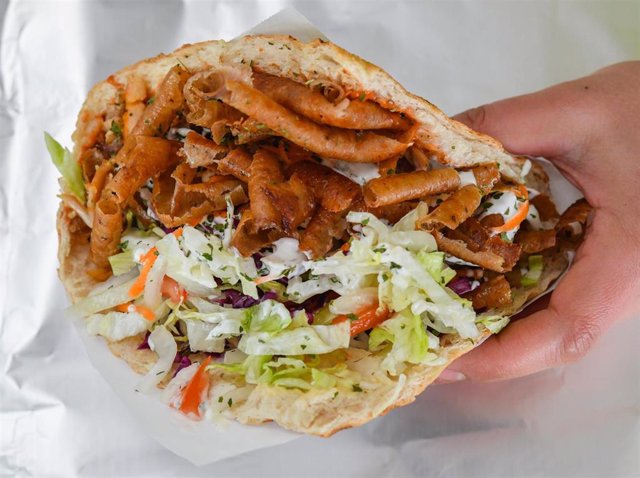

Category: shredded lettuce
[72, 273, 139, 316]
[369, 309, 442, 375]
[478, 314, 510, 333]
[85, 311, 149, 341]
[155, 233, 218, 296]
[108, 250, 136, 276]
[239, 321, 350, 356]
[44, 132, 85, 202]
[183, 319, 226, 353]
[137, 326, 177, 393]
[417, 251, 456, 286]
[521, 254, 544, 287]
[242, 299, 292, 334]
[173, 303, 244, 338]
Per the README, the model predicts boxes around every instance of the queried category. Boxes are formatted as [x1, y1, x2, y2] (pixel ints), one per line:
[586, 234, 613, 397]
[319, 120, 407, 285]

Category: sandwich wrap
[52, 34, 590, 436]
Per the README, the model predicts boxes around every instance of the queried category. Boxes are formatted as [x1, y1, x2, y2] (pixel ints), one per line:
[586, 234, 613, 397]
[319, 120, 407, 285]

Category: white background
[1, 1, 639, 476]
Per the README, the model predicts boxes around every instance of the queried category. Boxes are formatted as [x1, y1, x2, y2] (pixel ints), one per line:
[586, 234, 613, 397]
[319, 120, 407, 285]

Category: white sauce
[445, 255, 479, 267]
[525, 204, 544, 231]
[520, 159, 532, 178]
[479, 191, 522, 240]
[321, 157, 380, 185]
[260, 238, 307, 277]
[457, 170, 477, 187]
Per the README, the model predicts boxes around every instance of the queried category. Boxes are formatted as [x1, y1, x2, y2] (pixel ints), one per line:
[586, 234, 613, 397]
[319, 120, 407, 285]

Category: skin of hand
[437, 61, 640, 383]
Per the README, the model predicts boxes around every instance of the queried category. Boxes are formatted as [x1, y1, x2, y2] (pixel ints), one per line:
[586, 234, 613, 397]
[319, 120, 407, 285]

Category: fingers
[453, 85, 590, 160]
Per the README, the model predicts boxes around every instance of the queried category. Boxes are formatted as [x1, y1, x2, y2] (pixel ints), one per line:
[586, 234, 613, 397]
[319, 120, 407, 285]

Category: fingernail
[435, 369, 467, 384]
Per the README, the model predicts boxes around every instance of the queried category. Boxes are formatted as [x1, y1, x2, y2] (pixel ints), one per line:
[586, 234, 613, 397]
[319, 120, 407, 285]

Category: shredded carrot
[115, 303, 156, 321]
[161, 276, 187, 303]
[491, 200, 530, 234]
[254, 274, 279, 285]
[128, 229, 183, 298]
[128, 249, 158, 297]
[340, 242, 351, 253]
[333, 303, 390, 336]
[179, 356, 213, 417]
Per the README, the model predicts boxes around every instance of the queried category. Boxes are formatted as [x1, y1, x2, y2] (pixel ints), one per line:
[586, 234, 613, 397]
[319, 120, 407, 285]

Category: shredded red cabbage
[213, 289, 278, 309]
[137, 331, 150, 350]
[448, 276, 474, 295]
[284, 292, 332, 324]
[172, 353, 191, 377]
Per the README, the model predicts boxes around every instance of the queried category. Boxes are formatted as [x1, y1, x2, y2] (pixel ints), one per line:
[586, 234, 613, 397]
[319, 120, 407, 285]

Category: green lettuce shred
[44, 132, 86, 202]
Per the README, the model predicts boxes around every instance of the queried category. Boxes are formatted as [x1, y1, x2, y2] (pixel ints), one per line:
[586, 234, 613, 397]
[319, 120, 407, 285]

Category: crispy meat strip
[363, 168, 460, 208]
[252, 72, 410, 130]
[445, 217, 521, 270]
[351, 197, 419, 224]
[556, 198, 591, 232]
[472, 164, 501, 193]
[530, 194, 559, 222]
[264, 174, 316, 234]
[405, 145, 431, 171]
[90, 137, 180, 267]
[86, 158, 114, 212]
[467, 275, 512, 311]
[217, 148, 253, 181]
[90, 197, 123, 268]
[104, 136, 181, 204]
[232, 118, 275, 144]
[416, 185, 482, 231]
[123, 76, 147, 136]
[479, 213, 504, 228]
[447, 217, 490, 252]
[182, 131, 228, 167]
[433, 230, 521, 273]
[132, 65, 191, 137]
[206, 72, 408, 162]
[288, 161, 360, 213]
[299, 208, 347, 259]
[231, 209, 283, 256]
[151, 169, 247, 228]
[261, 141, 315, 166]
[183, 69, 245, 130]
[248, 149, 285, 231]
[516, 229, 557, 253]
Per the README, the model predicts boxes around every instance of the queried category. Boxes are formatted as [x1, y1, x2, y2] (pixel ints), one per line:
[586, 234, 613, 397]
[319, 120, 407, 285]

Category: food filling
[49, 62, 590, 419]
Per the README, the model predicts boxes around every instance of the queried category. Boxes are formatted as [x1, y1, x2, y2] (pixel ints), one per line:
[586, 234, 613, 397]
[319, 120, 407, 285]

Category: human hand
[438, 61, 640, 382]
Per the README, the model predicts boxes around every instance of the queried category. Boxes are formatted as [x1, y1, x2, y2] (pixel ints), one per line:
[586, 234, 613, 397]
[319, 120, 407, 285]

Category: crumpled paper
[1, 2, 638, 476]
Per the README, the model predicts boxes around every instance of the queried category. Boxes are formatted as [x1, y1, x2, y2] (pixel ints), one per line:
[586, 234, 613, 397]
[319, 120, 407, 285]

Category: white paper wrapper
[2, 2, 638, 476]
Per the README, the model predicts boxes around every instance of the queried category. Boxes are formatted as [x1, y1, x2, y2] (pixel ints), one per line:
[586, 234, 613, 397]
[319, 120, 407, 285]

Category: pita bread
[58, 35, 571, 436]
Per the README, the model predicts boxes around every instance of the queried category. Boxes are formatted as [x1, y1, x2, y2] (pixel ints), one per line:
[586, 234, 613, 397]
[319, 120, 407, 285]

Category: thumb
[452, 80, 592, 160]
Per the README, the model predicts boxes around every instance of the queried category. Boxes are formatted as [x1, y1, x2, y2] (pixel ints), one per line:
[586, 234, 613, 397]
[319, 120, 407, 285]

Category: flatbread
[57, 35, 570, 436]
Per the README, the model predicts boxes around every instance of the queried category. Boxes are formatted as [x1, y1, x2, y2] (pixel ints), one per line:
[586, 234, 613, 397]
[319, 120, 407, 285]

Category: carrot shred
[254, 274, 279, 285]
[332, 303, 390, 336]
[340, 242, 351, 253]
[491, 200, 530, 234]
[179, 356, 213, 417]
[115, 303, 156, 321]
[128, 229, 184, 298]
[128, 248, 158, 297]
